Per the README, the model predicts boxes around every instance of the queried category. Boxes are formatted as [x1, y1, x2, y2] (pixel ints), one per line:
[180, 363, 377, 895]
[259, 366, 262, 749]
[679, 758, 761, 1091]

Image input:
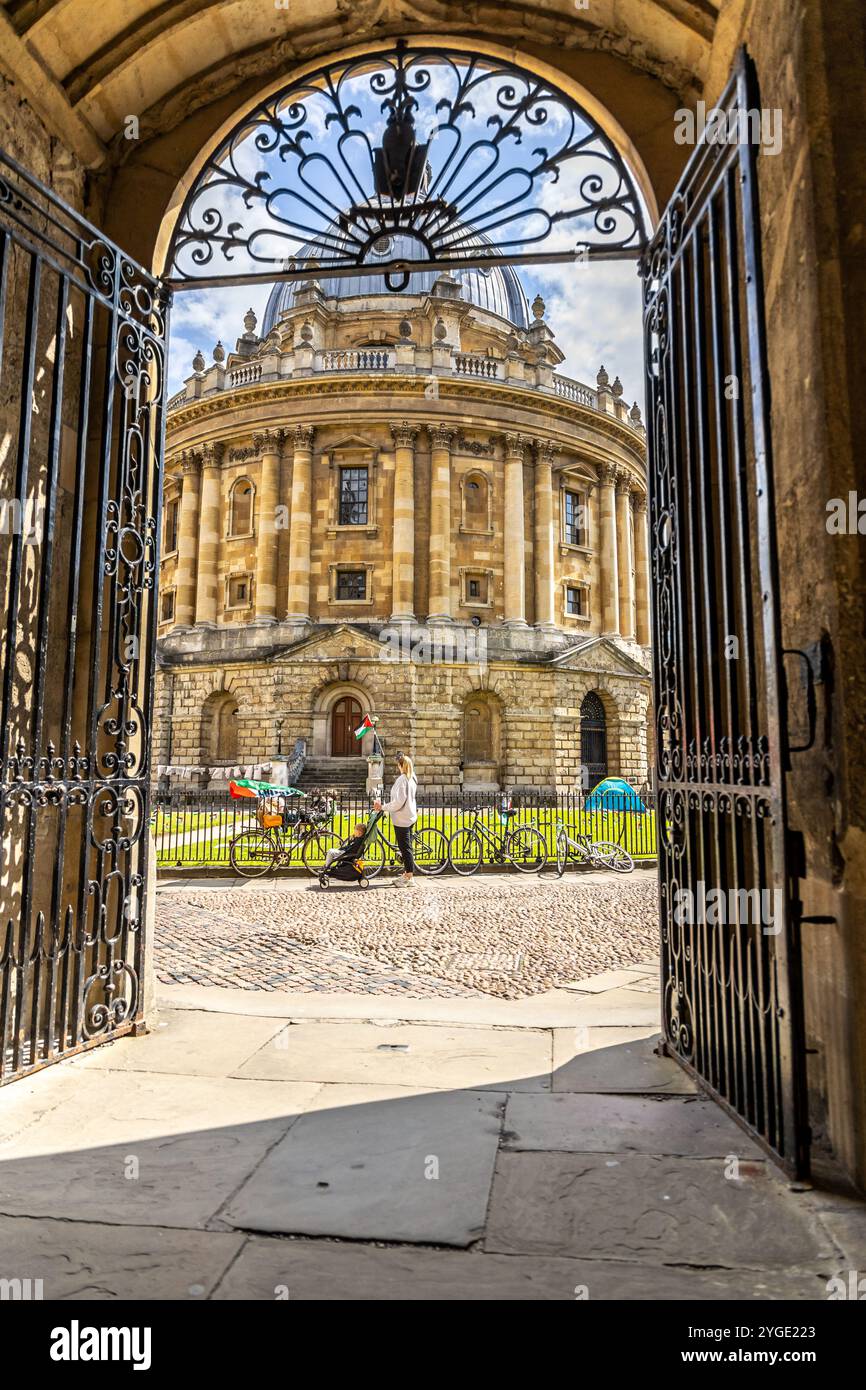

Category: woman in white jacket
[374, 752, 418, 886]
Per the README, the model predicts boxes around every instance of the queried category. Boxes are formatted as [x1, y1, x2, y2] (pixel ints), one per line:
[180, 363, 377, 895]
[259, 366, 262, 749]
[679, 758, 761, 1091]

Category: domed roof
[261, 228, 531, 335]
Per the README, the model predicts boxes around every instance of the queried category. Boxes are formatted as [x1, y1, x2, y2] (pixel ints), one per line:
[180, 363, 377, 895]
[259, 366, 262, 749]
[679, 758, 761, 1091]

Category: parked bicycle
[229, 791, 340, 878]
[448, 802, 547, 875]
[553, 819, 634, 875]
[362, 790, 449, 877]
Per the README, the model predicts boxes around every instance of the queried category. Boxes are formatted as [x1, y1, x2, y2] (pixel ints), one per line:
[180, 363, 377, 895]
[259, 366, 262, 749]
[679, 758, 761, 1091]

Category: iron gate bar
[640, 49, 809, 1175]
[0, 148, 169, 1083]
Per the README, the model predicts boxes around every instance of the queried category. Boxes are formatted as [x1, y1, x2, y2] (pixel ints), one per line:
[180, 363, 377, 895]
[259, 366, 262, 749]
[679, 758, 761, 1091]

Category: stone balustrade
[169, 345, 644, 434]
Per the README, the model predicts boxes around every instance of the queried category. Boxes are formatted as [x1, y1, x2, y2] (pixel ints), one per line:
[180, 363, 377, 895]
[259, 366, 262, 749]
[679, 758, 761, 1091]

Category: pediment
[277, 624, 384, 662]
[551, 636, 650, 679]
[325, 433, 379, 455]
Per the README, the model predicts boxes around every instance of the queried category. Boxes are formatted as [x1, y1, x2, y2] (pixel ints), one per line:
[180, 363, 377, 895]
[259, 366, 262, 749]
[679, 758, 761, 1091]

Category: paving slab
[0, 1216, 244, 1300]
[503, 1093, 765, 1157]
[0, 1069, 321, 1228]
[76, 1009, 287, 1077]
[221, 1084, 503, 1246]
[552, 1029, 697, 1093]
[233, 1020, 552, 1091]
[485, 1152, 835, 1269]
[559, 968, 658, 994]
[212, 1234, 828, 1301]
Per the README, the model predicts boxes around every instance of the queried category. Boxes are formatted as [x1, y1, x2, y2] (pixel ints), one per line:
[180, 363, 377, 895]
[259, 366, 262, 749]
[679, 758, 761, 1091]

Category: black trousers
[394, 823, 415, 874]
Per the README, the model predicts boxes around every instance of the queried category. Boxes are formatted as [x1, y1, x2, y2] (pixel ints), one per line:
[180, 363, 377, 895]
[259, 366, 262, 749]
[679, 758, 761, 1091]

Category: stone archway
[310, 681, 376, 759]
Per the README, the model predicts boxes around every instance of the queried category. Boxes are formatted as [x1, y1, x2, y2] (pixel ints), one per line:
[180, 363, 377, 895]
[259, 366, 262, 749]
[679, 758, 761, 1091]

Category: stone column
[534, 439, 557, 630]
[616, 470, 636, 639]
[632, 490, 651, 645]
[502, 433, 527, 627]
[194, 442, 222, 627]
[427, 424, 454, 622]
[254, 428, 283, 622]
[597, 462, 619, 634]
[175, 450, 201, 628]
[390, 421, 417, 621]
[286, 424, 315, 625]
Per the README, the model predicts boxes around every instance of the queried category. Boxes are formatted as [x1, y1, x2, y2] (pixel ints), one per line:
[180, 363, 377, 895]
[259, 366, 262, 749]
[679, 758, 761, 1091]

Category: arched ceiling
[0, 0, 724, 171]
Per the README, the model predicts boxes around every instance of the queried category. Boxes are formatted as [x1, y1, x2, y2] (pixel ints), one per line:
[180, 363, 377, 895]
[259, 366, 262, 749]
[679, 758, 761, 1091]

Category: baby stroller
[318, 810, 383, 890]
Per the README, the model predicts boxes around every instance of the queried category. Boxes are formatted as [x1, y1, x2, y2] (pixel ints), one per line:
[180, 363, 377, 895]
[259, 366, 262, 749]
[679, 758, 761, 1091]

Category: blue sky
[167, 53, 646, 406]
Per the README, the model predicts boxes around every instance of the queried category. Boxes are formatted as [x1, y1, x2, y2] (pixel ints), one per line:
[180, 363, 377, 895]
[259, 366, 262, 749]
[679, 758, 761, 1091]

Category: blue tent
[585, 777, 647, 812]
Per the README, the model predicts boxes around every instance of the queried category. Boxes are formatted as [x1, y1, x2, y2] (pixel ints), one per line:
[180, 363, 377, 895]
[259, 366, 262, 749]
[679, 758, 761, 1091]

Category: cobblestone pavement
[155, 868, 659, 998]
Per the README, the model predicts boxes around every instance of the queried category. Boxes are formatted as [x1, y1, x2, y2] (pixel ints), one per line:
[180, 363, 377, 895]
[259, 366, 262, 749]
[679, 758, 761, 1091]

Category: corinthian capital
[631, 489, 648, 514]
[181, 448, 202, 475]
[253, 428, 284, 455]
[427, 423, 455, 450]
[292, 424, 315, 451]
[390, 421, 419, 448]
[534, 438, 559, 467]
[200, 440, 224, 469]
[615, 468, 633, 496]
[597, 462, 618, 487]
[501, 432, 527, 460]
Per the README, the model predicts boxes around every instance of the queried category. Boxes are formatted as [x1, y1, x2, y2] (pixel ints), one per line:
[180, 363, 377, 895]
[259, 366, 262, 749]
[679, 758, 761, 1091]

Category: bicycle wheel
[362, 833, 386, 879]
[448, 828, 483, 876]
[301, 829, 342, 875]
[505, 825, 548, 873]
[230, 830, 277, 878]
[590, 841, 635, 873]
[555, 830, 569, 878]
[412, 826, 449, 876]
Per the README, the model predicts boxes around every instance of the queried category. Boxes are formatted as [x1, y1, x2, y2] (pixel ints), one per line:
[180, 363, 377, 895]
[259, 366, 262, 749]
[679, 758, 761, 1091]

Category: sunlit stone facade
[154, 257, 652, 790]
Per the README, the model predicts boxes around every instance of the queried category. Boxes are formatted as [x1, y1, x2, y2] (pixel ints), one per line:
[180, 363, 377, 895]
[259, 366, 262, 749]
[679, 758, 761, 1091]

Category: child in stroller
[318, 810, 383, 888]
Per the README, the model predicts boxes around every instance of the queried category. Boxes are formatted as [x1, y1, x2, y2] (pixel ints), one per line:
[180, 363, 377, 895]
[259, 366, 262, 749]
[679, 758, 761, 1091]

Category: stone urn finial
[192, 348, 206, 374]
[597, 364, 610, 389]
[398, 318, 412, 341]
[630, 400, 643, 425]
[434, 317, 448, 341]
[612, 374, 623, 398]
[299, 320, 314, 344]
[531, 292, 545, 320]
[243, 307, 257, 335]
[213, 340, 225, 364]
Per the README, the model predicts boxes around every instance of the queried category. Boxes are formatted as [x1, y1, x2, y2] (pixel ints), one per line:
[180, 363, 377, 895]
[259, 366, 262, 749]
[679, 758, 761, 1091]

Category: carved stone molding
[390, 420, 419, 448]
[427, 423, 455, 450]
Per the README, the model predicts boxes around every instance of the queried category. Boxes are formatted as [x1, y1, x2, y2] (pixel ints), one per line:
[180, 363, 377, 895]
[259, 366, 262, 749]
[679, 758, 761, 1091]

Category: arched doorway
[331, 695, 363, 757]
[580, 691, 608, 789]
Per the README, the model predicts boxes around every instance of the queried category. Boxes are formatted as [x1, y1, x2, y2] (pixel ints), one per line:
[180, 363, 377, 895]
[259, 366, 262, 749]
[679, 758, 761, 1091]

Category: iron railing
[152, 786, 658, 869]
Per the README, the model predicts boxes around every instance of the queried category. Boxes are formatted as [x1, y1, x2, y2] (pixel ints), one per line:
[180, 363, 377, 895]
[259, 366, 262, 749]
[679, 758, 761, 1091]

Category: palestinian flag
[353, 714, 377, 740]
[229, 778, 304, 800]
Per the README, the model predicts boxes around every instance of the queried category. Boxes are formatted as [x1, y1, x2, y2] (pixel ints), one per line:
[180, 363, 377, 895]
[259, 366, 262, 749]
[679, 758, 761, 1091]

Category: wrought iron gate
[580, 692, 608, 790]
[641, 53, 809, 1173]
[0, 152, 168, 1081]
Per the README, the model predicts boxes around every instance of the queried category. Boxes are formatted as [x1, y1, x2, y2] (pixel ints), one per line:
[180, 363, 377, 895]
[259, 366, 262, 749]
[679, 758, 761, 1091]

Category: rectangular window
[165, 499, 179, 553]
[339, 467, 368, 525]
[564, 490, 586, 547]
[336, 569, 367, 601]
[227, 576, 250, 608]
[469, 578, 480, 598]
[566, 585, 584, 616]
[161, 590, 175, 622]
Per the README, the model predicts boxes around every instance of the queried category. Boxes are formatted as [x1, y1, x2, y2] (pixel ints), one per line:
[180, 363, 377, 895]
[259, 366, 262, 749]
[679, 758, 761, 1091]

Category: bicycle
[448, 805, 547, 875]
[361, 801, 449, 877]
[229, 792, 340, 878]
[553, 819, 634, 876]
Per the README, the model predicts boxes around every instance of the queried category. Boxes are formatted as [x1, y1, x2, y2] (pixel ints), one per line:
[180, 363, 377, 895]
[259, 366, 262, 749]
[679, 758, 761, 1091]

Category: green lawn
[154, 802, 657, 869]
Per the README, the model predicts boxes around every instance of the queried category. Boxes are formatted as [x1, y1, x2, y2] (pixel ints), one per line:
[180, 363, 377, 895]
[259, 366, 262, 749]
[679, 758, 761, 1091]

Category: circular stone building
[154, 238, 652, 793]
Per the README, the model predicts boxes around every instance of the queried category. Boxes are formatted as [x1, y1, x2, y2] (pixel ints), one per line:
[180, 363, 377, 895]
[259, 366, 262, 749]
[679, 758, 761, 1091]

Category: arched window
[462, 471, 490, 532]
[580, 691, 608, 790]
[229, 479, 253, 536]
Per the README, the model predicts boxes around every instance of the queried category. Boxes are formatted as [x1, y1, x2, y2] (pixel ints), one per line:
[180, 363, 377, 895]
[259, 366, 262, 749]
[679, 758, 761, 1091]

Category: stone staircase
[297, 757, 369, 796]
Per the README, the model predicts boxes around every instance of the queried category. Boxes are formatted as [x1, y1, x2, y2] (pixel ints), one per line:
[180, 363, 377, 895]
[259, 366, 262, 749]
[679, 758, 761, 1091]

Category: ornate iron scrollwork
[166, 39, 648, 288]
